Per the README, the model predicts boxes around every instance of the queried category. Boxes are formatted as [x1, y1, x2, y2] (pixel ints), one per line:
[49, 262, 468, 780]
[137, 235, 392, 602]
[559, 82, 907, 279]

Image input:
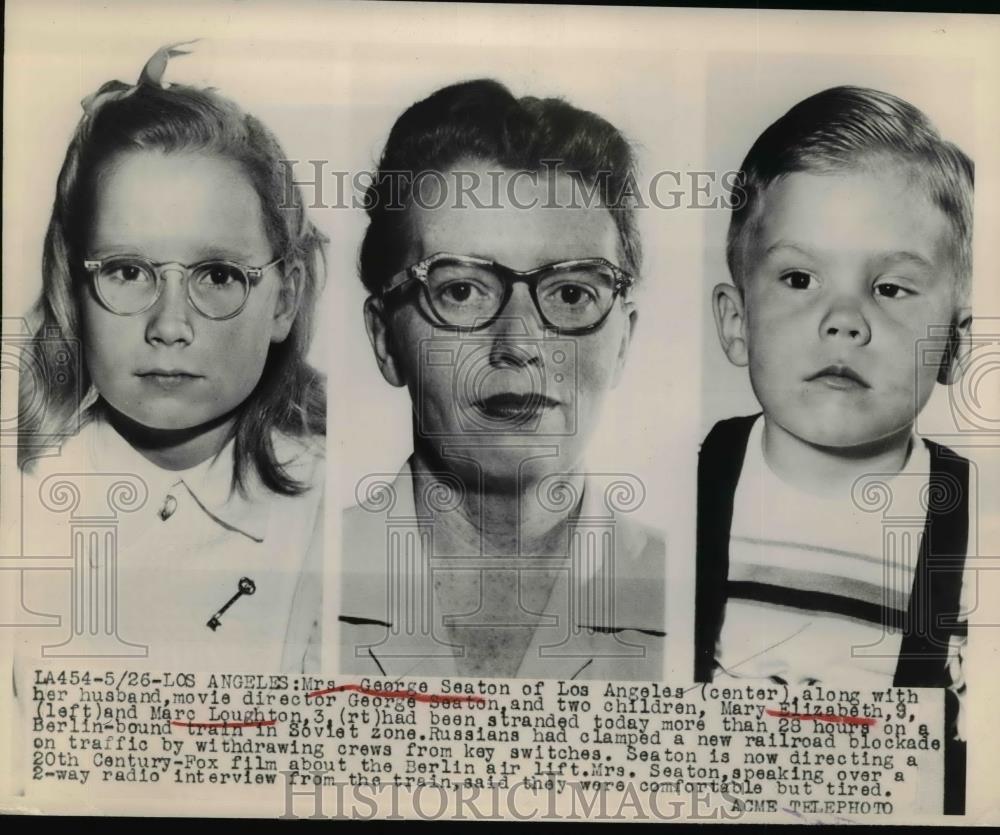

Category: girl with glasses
[12, 43, 327, 672]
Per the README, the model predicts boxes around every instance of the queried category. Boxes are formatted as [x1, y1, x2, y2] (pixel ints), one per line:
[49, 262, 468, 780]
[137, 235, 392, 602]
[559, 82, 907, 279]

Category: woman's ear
[938, 307, 973, 385]
[610, 301, 638, 388]
[271, 259, 304, 343]
[364, 296, 405, 387]
[712, 282, 749, 367]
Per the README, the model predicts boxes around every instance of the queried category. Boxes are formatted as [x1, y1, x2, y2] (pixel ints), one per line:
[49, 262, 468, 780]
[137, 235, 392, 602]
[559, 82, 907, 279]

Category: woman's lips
[472, 393, 559, 422]
[807, 364, 870, 391]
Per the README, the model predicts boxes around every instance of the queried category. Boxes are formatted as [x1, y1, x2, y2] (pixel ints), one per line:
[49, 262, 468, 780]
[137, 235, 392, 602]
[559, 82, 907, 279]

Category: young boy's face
[717, 167, 968, 450]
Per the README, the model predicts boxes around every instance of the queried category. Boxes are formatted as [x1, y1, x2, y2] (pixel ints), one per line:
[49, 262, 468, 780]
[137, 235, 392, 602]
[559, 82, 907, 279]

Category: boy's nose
[819, 298, 871, 346]
[145, 269, 194, 346]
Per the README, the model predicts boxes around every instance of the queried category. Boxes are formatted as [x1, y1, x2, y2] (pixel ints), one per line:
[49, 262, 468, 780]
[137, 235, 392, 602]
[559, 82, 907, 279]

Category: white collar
[84, 416, 270, 542]
[743, 414, 931, 501]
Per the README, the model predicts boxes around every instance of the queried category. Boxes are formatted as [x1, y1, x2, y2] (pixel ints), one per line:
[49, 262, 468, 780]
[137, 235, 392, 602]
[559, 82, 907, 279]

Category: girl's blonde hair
[18, 76, 327, 496]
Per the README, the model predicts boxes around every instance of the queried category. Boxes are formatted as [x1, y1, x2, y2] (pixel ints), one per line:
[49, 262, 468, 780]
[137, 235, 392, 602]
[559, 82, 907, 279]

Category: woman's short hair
[359, 78, 642, 295]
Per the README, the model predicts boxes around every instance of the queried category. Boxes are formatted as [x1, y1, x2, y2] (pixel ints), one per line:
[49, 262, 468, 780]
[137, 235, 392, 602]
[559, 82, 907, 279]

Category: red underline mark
[306, 683, 486, 705]
[765, 709, 877, 727]
[170, 719, 278, 729]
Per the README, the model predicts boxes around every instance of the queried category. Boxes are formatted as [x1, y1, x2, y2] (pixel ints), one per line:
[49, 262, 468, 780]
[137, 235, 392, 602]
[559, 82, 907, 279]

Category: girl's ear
[271, 259, 303, 343]
[363, 296, 405, 388]
[938, 307, 973, 385]
[610, 301, 638, 389]
[713, 282, 749, 367]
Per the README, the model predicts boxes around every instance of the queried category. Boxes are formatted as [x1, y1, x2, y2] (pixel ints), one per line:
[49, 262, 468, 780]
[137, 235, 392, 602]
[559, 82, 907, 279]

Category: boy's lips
[806, 364, 870, 390]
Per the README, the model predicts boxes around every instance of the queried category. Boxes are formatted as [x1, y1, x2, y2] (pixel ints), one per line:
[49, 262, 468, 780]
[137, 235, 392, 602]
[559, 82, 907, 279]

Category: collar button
[159, 494, 178, 521]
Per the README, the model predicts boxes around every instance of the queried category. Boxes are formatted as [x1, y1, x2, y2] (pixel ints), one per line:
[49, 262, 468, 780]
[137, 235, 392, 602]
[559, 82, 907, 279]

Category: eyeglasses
[381, 252, 635, 334]
[82, 255, 282, 320]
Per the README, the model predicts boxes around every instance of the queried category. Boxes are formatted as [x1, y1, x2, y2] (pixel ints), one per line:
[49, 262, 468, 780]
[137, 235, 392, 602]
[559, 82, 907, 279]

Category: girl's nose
[145, 268, 195, 346]
[818, 296, 871, 346]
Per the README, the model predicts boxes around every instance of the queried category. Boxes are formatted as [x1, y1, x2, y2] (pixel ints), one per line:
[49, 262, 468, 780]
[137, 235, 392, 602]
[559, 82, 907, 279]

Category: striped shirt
[716, 416, 936, 687]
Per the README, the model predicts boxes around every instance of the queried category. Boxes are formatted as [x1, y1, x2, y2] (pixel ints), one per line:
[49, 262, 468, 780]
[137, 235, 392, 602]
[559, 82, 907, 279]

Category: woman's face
[367, 162, 637, 489]
[80, 150, 297, 436]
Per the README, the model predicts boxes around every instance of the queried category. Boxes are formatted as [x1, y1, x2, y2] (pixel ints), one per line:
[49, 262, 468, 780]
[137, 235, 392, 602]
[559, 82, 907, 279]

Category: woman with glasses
[12, 44, 326, 673]
[341, 79, 665, 681]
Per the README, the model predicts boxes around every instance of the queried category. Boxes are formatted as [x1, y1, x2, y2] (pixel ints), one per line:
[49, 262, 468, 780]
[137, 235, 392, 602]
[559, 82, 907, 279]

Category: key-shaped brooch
[207, 577, 256, 631]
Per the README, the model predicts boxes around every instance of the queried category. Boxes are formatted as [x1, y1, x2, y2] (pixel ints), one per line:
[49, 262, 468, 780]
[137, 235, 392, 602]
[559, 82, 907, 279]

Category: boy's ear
[271, 259, 304, 343]
[712, 282, 749, 367]
[610, 301, 638, 388]
[938, 307, 973, 385]
[363, 296, 406, 388]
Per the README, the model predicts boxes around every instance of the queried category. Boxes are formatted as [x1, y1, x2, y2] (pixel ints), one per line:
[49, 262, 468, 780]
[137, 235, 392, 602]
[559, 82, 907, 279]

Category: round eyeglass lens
[96, 258, 158, 314]
[189, 263, 250, 318]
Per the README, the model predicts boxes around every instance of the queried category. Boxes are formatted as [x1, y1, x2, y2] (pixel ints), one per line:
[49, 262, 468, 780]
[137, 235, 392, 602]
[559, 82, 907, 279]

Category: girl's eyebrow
[87, 246, 264, 263]
[193, 246, 261, 263]
[86, 245, 145, 259]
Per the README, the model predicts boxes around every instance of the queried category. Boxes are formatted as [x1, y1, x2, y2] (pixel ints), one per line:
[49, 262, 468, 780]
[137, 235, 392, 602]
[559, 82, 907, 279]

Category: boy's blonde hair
[727, 86, 973, 305]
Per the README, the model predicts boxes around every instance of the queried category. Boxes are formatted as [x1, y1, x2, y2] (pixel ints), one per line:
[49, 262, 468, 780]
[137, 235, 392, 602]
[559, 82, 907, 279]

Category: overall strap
[892, 441, 969, 815]
[893, 440, 969, 686]
[695, 414, 759, 681]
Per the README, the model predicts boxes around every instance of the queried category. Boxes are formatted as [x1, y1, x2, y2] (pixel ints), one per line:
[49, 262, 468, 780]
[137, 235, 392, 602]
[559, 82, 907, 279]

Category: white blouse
[9, 416, 324, 673]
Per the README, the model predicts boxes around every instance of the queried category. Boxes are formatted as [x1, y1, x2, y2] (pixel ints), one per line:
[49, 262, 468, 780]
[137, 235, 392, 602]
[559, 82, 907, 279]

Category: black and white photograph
[1, 0, 998, 825]
[336, 76, 673, 682]
[6, 37, 328, 675]
[695, 54, 981, 813]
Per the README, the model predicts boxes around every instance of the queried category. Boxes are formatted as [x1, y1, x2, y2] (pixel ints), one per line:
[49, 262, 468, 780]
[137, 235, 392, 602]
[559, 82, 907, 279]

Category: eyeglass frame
[379, 252, 636, 335]
[81, 255, 284, 321]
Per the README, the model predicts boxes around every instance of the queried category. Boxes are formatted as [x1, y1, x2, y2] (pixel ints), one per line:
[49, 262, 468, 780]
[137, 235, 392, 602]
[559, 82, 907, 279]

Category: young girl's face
[81, 150, 297, 438]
